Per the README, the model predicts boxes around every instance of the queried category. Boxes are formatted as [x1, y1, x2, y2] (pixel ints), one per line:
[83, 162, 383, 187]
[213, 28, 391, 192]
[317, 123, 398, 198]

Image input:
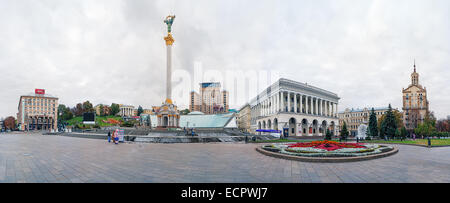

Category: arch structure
[249, 78, 340, 137]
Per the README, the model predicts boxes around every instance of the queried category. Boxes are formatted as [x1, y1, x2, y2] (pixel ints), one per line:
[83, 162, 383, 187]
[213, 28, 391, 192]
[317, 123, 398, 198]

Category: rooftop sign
[35, 89, 45, 95]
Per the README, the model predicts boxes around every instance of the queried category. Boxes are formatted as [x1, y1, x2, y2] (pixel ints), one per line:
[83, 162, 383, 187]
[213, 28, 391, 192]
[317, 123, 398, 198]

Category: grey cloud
[0, 0, 449, 119]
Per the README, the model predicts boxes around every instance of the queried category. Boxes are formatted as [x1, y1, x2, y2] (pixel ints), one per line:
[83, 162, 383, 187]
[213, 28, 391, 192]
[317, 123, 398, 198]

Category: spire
[414, 59, 416, 72]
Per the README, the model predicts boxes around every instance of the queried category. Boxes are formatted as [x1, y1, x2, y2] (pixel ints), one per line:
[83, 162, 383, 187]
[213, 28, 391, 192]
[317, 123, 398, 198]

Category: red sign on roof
[35, 89, 45, 95]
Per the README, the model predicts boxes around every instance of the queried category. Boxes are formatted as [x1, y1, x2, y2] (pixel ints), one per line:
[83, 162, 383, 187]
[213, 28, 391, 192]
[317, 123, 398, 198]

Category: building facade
[118, 104, 135, 117]
[94, 104, 110, 116]
[250, 78, 340, 136]
[189, 82, 229, 114]
[17, 89, 58, 131]
[402, 62, 429, 131]
[338, 107, 393, 137]
[143, 109, 153, 115]
[237, 103, 251, 133]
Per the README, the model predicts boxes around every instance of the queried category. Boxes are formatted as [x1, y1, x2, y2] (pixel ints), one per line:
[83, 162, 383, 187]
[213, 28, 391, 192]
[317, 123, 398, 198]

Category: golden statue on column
[156, 15, 180, 130]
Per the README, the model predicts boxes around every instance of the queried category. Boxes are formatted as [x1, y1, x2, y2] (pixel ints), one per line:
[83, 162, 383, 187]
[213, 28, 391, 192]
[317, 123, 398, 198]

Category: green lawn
[363, 139, 450, 146]
[65, 116, 124, 127]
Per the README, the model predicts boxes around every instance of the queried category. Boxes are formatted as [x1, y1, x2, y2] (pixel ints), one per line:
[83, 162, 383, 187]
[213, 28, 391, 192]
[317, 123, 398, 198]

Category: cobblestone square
[0, 133, 449, 183]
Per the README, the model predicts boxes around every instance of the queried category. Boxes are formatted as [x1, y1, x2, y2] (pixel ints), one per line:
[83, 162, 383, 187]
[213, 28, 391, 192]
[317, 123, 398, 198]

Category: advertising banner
[35, 89, 45, 94]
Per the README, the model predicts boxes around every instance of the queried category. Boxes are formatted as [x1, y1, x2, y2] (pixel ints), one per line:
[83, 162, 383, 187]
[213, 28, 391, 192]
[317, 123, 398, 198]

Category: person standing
[108, 131, 111, 143]
[113, 130, 119, 145]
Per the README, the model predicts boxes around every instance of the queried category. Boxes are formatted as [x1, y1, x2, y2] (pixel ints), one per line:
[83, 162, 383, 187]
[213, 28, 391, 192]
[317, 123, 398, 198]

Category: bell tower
[411, 60, 419, 86]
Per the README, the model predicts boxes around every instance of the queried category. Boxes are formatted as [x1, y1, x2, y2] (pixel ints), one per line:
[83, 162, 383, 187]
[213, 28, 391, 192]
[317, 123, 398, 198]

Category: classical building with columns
[118, 104, 135, 117]
[250, 78, 340, 137]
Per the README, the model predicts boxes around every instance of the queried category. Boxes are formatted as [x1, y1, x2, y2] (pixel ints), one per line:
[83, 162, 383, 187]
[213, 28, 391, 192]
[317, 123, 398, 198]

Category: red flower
[287, 140, 366, 151]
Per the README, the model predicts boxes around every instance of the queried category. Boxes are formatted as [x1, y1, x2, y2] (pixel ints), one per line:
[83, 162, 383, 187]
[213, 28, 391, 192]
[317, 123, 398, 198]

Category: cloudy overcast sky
[0, 0, 449, 119]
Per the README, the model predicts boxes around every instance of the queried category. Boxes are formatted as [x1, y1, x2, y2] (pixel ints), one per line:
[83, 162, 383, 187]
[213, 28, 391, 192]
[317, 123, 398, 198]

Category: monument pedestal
[156, 99, 180, 130]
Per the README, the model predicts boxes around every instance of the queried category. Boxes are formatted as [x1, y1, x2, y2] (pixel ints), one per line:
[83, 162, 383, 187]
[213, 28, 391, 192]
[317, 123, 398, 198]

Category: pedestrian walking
[107, 131, 111, 143]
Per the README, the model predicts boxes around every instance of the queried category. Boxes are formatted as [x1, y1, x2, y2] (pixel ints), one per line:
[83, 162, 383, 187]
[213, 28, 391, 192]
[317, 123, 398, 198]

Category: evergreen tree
[400, 126, 407, 140]
[325, 129, 332, 140]
[379, 119, 386, 139]
[110, 103, 120, 116]
[368, 108, 378, 138]
[137, 106, 144, 116]
[340, 121, 349, 141]
[384, 104, 397, 139]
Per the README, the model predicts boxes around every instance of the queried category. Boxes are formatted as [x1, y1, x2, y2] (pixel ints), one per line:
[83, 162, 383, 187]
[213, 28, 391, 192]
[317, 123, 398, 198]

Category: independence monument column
[164, 15, 175, 101]
[156, 15, 180, 129]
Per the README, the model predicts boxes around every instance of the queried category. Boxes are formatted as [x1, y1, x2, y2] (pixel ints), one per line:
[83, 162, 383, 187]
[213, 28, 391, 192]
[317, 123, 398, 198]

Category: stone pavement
[0, 133, 449, 183]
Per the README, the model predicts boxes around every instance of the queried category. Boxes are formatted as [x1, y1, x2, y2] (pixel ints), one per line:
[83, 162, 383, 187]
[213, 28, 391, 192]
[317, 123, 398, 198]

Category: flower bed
[262, 140, 394, 157]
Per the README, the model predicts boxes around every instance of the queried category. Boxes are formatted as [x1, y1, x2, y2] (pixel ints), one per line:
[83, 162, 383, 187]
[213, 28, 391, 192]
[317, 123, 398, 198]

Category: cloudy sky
[0, 0, 449, 119]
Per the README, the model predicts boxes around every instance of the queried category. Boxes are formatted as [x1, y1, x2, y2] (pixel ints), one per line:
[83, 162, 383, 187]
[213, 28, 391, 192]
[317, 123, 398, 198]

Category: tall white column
[263, 100, 266, 116]
[271, 96, 274, 114]
[327, 101, 330, 116]
[331, 102, 335, 117]
[287, 92, 291, 112]
[279, 92, 282, 112]
[320, 99, 323, 116]
[316, 97, 319, 115]
[166, 44, 172, 100]
[276, 92, 279, 113]
[305, 96, 309, 114]
[299, 95, 303, 113]
[336, 103, 338, 118]
[294, 94, 297, 113]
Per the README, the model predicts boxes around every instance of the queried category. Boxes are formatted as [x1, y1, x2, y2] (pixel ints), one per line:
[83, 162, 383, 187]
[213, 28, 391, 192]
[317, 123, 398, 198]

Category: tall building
[338, 107, 397, 136]
[189, 82, 229, 114]
[17, 89, 58, 131]
[250, 78, 340, 136]
[402, 61, 429, 131]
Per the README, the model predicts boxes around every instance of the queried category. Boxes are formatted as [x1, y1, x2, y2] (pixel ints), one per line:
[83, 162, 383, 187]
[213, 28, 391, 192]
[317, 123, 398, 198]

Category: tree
[340, 121, 349, 141]
[111, 103, 120, 116]
[82, 101, 94, 113]
[368, 108, 378, 138]
[436, 119, 450, 132]
[382, 104, 397, 139]
[180, 109, 190, 115]
[379, 120, 386, 139]
[4, 116, 16, 130]
[400, 126, 407, 140]
[73, 103, 84, 116]
[58, 104, 67, 117]
[378, 104, 402, 139]
[58, 104, 73, 121]
[414, 112, 437, 138]
[137, 106, 144, 116]
[325, 129, 332, 140]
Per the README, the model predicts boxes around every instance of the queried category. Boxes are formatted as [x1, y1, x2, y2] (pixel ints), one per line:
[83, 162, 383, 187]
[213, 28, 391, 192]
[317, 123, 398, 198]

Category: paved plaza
[0, 133, 449, 183]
